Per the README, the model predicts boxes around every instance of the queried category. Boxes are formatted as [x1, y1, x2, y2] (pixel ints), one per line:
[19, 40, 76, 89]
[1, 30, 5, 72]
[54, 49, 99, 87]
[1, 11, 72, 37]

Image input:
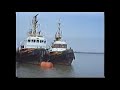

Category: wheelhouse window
[37, 40, 39, 43]
[52, 44, 67, 48]
[34, 40, 35, 42]
[64, 44, 67, 48]
[39, 40, 45, 43]
[61, 45, 64, 48]
[21, 45, 24, 48]
[28, 39, 30, 42]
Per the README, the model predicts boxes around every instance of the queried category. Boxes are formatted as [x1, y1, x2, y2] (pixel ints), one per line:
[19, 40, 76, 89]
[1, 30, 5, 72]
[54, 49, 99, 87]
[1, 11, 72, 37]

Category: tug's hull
[16, 48, 75, 65]
[43, 49, 75, 65]
[16, 48, 47, 64]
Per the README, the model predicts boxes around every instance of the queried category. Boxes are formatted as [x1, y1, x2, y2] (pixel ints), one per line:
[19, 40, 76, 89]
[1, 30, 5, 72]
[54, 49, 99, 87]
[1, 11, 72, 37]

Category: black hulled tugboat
[48, 19, 75, 65]
[16, 15, 75, 66]
[16, 14, 48, 64]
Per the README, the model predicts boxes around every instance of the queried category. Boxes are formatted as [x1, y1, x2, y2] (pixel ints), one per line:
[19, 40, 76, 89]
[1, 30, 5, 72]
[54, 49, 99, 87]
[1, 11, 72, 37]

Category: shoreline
[74, 52, 104, 54]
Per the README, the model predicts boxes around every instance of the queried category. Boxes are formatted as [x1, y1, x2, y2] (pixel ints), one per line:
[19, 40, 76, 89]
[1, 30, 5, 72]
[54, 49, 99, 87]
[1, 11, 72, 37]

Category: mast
[32, 14, 38, 36]
[55, 19, 62, 41]
[28, 14, 43, 37]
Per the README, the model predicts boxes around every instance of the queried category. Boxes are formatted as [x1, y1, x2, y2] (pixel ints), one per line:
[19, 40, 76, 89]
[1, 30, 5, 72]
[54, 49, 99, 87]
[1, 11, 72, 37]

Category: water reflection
[37, 64, 74, 78]
[51, 64, 74, 77]
[16, 63, 74, 78]
[16, 53, 104, 78]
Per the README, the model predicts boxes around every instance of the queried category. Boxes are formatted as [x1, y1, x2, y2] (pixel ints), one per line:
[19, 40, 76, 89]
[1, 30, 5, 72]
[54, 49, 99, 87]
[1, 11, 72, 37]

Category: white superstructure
[19, 14, 47, 49]
[50, 19, 67, 52]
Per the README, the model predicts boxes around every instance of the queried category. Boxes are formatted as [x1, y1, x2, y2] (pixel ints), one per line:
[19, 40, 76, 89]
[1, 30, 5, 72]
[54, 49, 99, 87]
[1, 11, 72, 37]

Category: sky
[16, 12, 104, 52]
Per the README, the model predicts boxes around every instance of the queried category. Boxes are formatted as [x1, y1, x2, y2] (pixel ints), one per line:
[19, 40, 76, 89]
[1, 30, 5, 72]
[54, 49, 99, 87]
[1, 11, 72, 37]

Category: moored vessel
[44, 19, 75, 65]
[16, 14, 48, 64]
[16, 15, 75, 66]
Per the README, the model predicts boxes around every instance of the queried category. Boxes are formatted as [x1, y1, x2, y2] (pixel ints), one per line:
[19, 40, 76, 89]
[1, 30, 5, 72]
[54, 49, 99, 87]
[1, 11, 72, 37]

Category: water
[16, 53, 104, 78]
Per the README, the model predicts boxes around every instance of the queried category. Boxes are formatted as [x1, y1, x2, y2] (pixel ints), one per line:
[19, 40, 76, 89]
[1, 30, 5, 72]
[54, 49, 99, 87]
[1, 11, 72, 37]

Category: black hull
[44, 49, 75, 65]
[16, 48, 75, 65]
[16, 48, 47, 64]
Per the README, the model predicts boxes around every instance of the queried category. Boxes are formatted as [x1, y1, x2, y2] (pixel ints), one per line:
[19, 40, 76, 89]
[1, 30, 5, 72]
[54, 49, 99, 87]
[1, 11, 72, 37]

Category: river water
[16, 53, 104, 78]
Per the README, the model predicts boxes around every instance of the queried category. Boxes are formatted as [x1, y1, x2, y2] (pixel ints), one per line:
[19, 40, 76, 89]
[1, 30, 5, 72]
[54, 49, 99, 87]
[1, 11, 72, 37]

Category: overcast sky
[16, 12, 104, 52]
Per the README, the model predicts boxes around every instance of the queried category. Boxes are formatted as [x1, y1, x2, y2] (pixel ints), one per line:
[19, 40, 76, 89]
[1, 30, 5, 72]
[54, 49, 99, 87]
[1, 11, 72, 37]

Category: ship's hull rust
[47, 49, 75, 65]
[16, 48, 47, 64]
[16, 49, 75, 65]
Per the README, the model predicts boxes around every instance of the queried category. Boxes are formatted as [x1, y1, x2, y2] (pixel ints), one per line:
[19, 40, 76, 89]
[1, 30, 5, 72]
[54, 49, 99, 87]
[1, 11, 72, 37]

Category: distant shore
[74, 52, 104, 54]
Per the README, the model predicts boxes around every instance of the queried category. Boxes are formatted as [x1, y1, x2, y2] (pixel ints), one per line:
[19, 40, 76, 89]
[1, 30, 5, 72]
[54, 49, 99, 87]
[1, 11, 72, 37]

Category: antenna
[58, 18, 61, 32]
[55, 18, 62, 41]
[35, 14, 39, 17]
[32, 14, 39, 36]
[58, 18, 62, 38]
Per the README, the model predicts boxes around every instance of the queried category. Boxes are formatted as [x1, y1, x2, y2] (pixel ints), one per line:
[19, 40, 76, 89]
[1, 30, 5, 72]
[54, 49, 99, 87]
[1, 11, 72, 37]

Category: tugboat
[48, 19, 75, 65]
[16, 14, 49, 64]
